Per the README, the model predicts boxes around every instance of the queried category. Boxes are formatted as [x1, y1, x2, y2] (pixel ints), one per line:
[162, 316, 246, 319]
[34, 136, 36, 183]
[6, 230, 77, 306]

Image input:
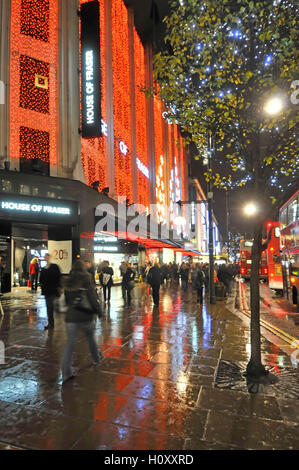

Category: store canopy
[93, 210, 202, 255]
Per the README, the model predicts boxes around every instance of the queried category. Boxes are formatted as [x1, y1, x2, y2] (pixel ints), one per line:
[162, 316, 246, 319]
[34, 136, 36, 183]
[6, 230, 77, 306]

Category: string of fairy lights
[10, 0, 58, 166]
[9, 0, 187, 222]
[160, 0, 298, 193]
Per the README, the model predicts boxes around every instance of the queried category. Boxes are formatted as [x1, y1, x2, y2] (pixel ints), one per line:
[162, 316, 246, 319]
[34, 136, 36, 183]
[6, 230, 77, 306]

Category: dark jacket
[99, 266, 114, 287]
[122, 268, 135, 287]
[39, 263, 61, 296]
[63, 272, 101, 323]
[179, 267, 189, 281]
[217, 266, 233, 283]
[194, 270, 205, 289]
[147, 266, 162, 286]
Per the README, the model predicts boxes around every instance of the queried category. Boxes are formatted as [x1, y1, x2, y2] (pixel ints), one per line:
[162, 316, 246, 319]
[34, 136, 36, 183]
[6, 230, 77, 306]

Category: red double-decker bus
[239, 239, 268, 280]
[279, 190, 299, 310]
[266, 221, 283, 293]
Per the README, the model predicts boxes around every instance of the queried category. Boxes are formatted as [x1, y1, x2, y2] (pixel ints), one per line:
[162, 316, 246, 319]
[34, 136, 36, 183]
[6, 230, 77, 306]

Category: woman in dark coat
[121, 261, 135, 306]
[99, 260, 114, 302]
[61, 260, 102, 384]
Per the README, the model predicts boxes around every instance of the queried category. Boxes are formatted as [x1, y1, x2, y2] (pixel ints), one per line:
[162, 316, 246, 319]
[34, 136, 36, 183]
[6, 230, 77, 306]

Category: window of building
[20, 0, 50, 42]
[19, 55, 50, 115]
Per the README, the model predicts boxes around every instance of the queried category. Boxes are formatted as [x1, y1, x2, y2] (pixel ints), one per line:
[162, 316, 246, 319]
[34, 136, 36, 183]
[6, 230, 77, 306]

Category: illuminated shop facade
[0, 0, 190, 291]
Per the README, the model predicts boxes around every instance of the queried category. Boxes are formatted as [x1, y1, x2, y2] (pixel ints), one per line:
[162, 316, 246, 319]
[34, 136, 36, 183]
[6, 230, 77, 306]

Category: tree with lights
[153, 0, 298, 388]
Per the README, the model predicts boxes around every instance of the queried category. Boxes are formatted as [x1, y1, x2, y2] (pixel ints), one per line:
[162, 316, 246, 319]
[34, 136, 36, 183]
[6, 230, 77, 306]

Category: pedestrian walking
[179, 263, 190, 291]
[121, 262, 135, 306]
[217, 264, 233, 296]
[99, 260, 114, 303]
[84, 259, 96, 285]
[147, 263, 162, 306]
[29, 257, 39, 291]
[202, 263, 209, 290]
[61, 260, 102, 384]
[39, 253, 61, 330]
[161, 263, 169, 284]
[194, 266, 205, 304]
[171, 263, 179, 283]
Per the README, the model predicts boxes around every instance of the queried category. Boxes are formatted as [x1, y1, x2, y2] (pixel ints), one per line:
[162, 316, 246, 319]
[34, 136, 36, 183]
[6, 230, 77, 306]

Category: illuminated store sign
[94, 246, 118, 252]
[0, 196, 78, 225]
[156, 155, 166, 223]
[81, 0, 101, 138]
[100, 118, 149, 177]
[136, 158, 149, 179]
[1, 201, 70, 215]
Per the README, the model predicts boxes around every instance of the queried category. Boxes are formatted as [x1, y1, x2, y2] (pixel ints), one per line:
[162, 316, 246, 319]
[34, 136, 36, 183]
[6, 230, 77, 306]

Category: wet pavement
[0, 283, 298, 450]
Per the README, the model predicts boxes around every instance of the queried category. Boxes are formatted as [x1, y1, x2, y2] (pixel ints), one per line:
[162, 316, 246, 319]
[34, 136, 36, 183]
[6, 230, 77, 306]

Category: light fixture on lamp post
[264, 96, 284, 116]
[243, 202, 258, 217]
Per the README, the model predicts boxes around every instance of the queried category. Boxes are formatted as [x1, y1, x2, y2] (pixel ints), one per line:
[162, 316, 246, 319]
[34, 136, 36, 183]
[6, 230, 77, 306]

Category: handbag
[102, 273, 111, 286]
[72, 288, 94, 313]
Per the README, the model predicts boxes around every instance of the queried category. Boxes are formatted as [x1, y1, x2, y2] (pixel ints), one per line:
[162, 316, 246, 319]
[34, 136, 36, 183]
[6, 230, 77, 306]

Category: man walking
[194, 265, 205, 304]
[147, 263, 162, 307]
[40, 253, 61, 330]
[99, 260, 114, 303]
[179, 263, 190, 292]
[121, 262, 135, 307]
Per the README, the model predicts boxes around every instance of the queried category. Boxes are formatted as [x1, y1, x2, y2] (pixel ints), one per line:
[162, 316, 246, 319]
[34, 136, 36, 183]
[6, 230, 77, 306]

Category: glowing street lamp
[244, 202, 258, 216]
[264, 97, 283, 115]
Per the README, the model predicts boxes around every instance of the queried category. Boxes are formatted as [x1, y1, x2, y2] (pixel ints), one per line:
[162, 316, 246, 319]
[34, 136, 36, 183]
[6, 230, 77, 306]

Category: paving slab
[0, 284, 298, 450]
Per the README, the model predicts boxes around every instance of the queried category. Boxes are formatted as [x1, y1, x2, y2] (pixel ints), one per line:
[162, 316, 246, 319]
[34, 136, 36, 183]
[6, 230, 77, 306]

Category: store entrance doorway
[12, 237, 48, 288]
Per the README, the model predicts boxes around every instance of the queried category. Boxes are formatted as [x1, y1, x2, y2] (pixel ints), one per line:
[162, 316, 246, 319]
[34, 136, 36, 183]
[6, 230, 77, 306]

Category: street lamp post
[207, 131, 216, 304]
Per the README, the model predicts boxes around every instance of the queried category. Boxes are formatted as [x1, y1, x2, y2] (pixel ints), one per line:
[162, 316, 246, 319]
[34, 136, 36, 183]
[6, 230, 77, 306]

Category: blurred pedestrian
[171, 263, 178, 283]
[29, 257, 39, 291]
[99, 260, 114, 303]
[147, 263, 162, 306]
[179, 263, 190, 291]
[84, 259, 96, 285]
[121, 262, 135, 306]
[194, 265, 205, 304]
[161, 263, 169, 284]
[39, 253, 61, 330]
[202, 263, 209, 290]
[61, 260, 102, 384]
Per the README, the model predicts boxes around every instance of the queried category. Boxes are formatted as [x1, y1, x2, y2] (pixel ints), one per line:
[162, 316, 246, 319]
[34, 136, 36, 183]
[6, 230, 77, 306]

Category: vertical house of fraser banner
[81, 0, 102, 138]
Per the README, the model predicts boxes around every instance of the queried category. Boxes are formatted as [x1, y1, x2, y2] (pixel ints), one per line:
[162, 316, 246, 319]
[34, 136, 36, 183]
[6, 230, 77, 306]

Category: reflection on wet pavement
[0, 284, 298, 450]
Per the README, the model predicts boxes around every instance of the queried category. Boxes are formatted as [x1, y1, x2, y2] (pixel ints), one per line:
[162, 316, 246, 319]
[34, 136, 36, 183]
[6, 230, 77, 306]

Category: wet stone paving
[0, 284, 298, 450]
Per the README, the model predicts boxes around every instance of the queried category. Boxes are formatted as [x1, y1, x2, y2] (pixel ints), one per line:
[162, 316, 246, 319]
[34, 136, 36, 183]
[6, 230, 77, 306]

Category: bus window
[288, 198, 298, 225]
[280, 207, 287, 229]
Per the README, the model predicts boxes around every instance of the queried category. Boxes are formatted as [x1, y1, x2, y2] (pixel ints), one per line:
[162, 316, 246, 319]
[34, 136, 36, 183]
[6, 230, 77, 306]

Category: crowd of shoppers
[23, 251, 240, 385]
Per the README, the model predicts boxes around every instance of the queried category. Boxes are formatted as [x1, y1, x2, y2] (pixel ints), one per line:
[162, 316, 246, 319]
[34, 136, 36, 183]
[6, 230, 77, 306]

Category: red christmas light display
[111, 0, 133, 203]
[20, 0, 50, 42]
[9, 0, 58, 166]
[134, 28, 150, 209]
[154, 93, 166, 223]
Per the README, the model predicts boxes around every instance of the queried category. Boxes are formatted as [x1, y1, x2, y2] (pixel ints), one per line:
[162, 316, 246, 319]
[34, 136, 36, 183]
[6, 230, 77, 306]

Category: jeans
[61, 320, 100, 381]
[103, 285, 111, 301]
[197, 287, 203, 304]
[152, 285, 160, 306]
[45, 295, 56, 327]
[122, 285, 131, 305]
[30, 273, 38, 290]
